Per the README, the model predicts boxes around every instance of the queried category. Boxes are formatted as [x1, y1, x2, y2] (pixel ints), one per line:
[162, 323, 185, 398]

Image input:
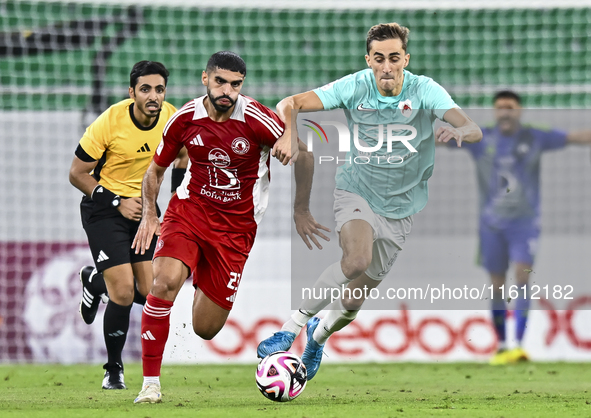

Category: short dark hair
[130, 61, 169, 88]
[206, 51, 247, 76]
[366, 23, 410, 54]
[494, 90, 521, 105]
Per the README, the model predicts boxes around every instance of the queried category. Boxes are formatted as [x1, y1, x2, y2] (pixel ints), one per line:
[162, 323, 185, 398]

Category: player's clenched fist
[272, 131, 299, 165]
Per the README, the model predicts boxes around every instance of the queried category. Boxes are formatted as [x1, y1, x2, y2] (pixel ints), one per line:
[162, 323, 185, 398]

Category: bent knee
[109, 288, 135, 305]
[150, 276, 180, 298]
[193, 324, 222, 340]
[341, 256, 372, 279]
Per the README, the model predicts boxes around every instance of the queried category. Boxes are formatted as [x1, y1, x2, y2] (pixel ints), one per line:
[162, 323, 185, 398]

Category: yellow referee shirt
[79, 98, 177, 197]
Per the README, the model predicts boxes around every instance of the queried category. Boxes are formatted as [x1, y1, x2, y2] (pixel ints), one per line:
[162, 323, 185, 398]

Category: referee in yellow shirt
[69, 61, 178, 389]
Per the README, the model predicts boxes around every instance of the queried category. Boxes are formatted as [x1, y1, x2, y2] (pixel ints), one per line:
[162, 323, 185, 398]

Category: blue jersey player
[262, 22, 482, 379]
[461, 90, 591, 365]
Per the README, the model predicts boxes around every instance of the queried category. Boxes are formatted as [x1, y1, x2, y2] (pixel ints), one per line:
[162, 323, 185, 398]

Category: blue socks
[514, 286, 530, 343]
[492, 297, 506, 348]
[491, 286, 529, 349]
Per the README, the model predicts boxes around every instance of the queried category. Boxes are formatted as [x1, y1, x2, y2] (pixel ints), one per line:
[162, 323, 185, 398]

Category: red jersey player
[131, 51, 285, 404]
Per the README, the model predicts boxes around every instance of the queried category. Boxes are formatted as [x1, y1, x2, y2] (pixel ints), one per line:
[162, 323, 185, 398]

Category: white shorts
[333, 189, 413, 280]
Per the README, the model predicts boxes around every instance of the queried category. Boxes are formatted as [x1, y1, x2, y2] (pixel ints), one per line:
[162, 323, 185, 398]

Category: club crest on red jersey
[231, 137, 250, 155]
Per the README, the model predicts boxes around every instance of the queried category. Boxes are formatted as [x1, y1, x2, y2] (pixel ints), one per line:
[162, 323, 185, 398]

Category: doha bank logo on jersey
[207, 148, 240, 191]
[302, 118, 418, 165]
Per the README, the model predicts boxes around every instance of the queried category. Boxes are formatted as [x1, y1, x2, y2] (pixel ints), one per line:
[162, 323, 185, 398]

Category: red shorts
[154, 195, 256, 310]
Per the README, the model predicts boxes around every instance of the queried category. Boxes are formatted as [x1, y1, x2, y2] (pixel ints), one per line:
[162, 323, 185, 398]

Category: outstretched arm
[566, 130, 591, 144]
[293, 140, 331, 250]
[437, 108, 483, 147]
[273, 91, 325, 165]
[132, 160, 167, 254]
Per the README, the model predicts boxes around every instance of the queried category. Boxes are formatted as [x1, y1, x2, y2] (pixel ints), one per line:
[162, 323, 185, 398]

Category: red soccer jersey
[154, 94, 285, 232]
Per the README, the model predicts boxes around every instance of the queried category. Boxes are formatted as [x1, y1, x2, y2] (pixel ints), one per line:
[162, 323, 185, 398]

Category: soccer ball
[255, 351, 307, 402]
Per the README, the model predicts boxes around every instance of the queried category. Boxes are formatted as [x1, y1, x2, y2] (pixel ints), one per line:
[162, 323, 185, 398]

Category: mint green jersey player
[314, 68, 458, 219]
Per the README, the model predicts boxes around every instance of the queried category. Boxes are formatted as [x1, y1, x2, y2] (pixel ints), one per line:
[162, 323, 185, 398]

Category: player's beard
[140, 101, 162, 117]
[208, 91, 235, 113]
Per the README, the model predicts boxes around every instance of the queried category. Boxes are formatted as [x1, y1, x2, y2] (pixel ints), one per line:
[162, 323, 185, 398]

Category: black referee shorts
[80, 196, 158, 272]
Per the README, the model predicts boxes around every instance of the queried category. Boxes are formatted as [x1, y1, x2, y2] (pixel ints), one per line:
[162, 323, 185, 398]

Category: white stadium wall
[12, 238, 591, 364]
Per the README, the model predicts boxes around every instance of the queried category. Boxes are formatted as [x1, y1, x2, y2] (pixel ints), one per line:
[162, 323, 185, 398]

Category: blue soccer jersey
[463, 125, 568, 228]
[314, 69, 457, 219]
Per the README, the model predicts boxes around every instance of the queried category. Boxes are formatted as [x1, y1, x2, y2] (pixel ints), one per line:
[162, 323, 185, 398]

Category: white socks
[299, 261, 351, 314]
[143, 376, 160, 386]
[313, 299, 358, 345]
[281, 310, 311, 335]
[281, 262, 351, 336]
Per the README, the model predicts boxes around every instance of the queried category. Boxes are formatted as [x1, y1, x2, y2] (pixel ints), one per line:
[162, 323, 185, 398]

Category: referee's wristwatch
[111, 195, 121, 208]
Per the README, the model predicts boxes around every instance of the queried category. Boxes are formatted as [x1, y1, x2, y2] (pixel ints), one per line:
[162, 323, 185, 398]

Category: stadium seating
[1, 3, 590, 109]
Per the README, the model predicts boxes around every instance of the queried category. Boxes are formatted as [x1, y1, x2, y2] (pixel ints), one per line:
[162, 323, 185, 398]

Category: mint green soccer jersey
[313, 69, 458, 219]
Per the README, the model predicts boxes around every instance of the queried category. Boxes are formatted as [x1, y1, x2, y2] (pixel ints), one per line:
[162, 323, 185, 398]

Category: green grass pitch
[1, 362, 590, 417]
